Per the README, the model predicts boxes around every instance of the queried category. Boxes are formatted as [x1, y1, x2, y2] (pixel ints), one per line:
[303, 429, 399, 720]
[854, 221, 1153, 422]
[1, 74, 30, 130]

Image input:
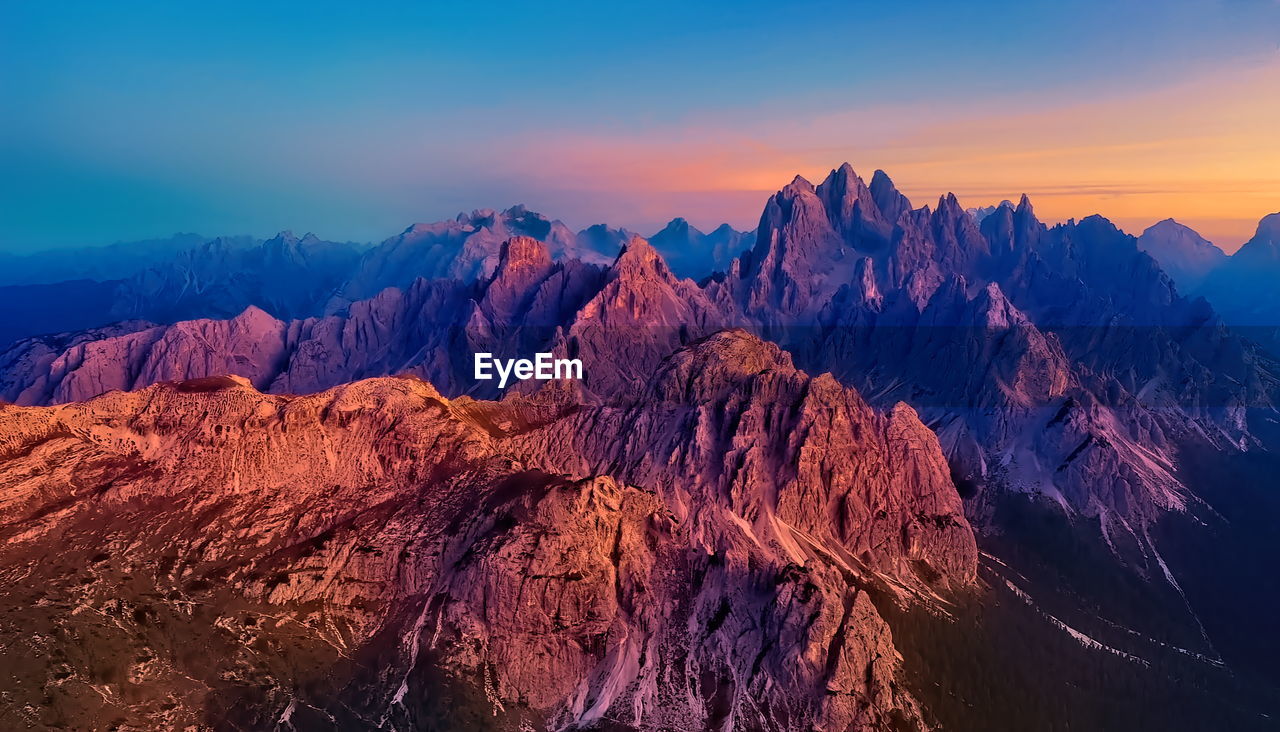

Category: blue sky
[2, 0, 1279, 251]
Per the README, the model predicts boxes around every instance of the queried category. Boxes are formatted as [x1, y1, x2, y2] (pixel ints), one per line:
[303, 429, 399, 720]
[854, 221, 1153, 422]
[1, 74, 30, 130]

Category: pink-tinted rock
[0, 340, 971, 728]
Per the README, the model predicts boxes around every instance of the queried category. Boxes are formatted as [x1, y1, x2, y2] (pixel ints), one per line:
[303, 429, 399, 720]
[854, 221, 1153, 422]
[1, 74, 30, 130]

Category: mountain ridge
[3, 163, 1280, 728]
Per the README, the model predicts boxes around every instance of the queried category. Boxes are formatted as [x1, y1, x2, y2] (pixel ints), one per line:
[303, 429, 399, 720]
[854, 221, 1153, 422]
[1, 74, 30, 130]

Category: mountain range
[1, 164, 1278, 730]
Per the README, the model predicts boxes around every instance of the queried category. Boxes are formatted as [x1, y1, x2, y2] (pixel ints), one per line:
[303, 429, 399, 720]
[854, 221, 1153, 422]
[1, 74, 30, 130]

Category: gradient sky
[2, 0, 1279, 253]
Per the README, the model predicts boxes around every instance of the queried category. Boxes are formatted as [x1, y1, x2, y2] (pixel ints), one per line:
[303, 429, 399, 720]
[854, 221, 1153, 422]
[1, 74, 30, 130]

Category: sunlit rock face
[0, 331, 974, 729]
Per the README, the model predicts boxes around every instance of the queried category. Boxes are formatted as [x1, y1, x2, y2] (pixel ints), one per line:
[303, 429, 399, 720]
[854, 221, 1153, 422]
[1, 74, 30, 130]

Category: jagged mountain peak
[783, 174, 817, 195]
[817, 162, 890, 245]
[966, 200, 1015, 225]
[820, 162, 867, 190]
[1148, 217, 1185, 232]
[332, 204, 589, 306]
[492, 236, 553, 277]
[498, 204, 557, 238]
[661, 328, 794, 378]
[650, 217, 702, 242]
[263, 230, 335, 260]
[933, 193, 973, 231]
[497, 234, 551, 263]
[1017, 193, 1033, 210]
[434, 204, 552, 234]
[1078, 212, 1119, 230]
[200, 236, 243, 253]
[230, 304, 277, 324]
[972, 281, 1032, 328]
[647, 329, 801, 404]
[870, 168, 912, 222]
[1143, 218, 1194, 243]
[612, 235, 669, 278]
[402, 220, 448, 236]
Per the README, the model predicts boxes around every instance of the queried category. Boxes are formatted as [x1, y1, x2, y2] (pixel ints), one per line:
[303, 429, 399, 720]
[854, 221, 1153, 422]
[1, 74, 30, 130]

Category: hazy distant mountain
[113, 231, 365, 323]
[1137, 218, 1227, 291]
[329, 205, 607, 310]
[646, 217, 753, 279]
[0, 233, 364, 347]
[0, 206, 622, 345]
[1196, 213, 1280, 321]
[0, 233, 219, 287]
[574, 223, 634, 261]
[1190, 212, 1280, 357]
[966, 200, 1014, 224]
[1232, 212, 1280, 265]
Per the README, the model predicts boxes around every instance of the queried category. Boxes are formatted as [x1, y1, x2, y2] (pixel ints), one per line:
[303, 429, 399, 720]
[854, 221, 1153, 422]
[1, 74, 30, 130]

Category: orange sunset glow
[488, 54, 1280, 250]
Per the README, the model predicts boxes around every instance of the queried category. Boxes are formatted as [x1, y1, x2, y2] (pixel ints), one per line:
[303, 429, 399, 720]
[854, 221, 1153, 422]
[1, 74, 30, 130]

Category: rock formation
[0, 329, 974, 729]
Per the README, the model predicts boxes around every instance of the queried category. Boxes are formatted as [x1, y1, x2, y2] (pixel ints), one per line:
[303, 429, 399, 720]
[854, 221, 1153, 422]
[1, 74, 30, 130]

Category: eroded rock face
[0, 306, 290, 405]
[725, 166, 1276, 532]
[507, 331, 976, 588]
[0, 333, 972, 729]
[556, 236, 732, 398]
[736, 175, 851, 324]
